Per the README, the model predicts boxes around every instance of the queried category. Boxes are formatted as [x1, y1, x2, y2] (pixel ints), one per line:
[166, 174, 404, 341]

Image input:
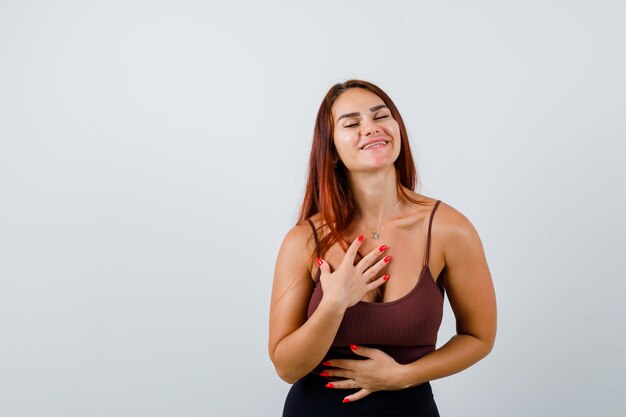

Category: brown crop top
[305, 200, 444, 368]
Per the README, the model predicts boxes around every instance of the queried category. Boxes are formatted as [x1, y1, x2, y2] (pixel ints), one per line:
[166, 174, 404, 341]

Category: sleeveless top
[305, 200, 444, 368]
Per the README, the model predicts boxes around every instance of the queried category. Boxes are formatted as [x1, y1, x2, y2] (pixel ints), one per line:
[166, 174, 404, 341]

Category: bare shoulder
[276, 215, 320, 277]
[430, 201, 487, 269]
[404, 191, 483, 258]
[434, 201, 478, 235]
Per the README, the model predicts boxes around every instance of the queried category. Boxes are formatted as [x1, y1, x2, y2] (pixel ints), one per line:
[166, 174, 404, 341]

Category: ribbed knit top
[306, 200, 444, 367]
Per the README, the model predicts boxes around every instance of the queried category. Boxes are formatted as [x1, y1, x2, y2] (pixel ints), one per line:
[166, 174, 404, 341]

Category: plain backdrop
[1, 1, 625, 416]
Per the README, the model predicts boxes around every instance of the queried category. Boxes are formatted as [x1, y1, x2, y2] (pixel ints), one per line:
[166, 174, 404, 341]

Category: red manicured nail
[323, 361, 331, 366]
[383, 255, 392, 263]
[342, 398, 351, 403]
[320, 371, 329, 376]
[317, 258, 323, 266]
[383, 274, 390, 281]
[357, 235, 364, 242]
[325, 383, 334, 388]
[378, 244, 387, 252]
[350, 344, 358, 351]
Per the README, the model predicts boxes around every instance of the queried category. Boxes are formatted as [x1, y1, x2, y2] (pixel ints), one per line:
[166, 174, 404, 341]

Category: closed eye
[343, 113, 389, 128]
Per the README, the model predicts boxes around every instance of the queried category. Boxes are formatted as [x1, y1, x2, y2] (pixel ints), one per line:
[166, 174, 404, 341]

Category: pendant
[370, 230, 379, 239]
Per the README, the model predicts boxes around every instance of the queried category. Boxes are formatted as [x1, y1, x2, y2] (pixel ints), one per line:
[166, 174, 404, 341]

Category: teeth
[362, 141, 387, 150]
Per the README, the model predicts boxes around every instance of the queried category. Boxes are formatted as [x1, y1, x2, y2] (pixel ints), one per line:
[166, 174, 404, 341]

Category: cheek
[334, 133, 356, 155]
[386, 123, 402, 151]
[387, 127, 402, 148]
[387, 121, 401, 138]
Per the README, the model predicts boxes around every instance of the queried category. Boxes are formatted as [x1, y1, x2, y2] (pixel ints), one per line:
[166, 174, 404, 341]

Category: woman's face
[331, 88, 401, 173]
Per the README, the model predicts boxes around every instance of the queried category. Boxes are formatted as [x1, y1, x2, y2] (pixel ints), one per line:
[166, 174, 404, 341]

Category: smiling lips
[360, 139, 389, 150]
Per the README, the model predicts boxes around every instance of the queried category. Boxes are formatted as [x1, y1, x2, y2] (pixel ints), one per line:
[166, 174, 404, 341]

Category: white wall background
[1, 1, 624, 416]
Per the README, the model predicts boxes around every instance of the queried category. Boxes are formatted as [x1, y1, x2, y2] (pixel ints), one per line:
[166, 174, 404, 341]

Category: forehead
[331, 88, 385, 117]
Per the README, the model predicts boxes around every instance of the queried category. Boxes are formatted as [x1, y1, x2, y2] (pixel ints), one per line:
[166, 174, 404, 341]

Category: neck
[348, 166, 402, 226]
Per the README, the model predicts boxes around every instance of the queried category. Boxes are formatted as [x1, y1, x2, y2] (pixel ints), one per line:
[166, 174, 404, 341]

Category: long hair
[297, 80, 424, 263]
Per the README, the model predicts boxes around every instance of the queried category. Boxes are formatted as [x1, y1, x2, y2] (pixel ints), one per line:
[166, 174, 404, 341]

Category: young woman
[269, 80, 496, 416]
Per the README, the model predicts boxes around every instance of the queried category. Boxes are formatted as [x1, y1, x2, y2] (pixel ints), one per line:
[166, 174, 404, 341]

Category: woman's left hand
[322, 345, 407, 403]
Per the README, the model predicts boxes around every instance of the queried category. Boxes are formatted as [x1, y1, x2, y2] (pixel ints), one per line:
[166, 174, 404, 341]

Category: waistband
[295, 373, 436, 416]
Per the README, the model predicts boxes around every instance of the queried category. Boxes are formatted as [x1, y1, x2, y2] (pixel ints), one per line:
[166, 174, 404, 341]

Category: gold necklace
[354, 199, 402, 239]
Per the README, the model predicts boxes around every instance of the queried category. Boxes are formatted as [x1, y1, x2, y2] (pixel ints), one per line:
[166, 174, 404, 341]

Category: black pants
[282, 374, 440, 417]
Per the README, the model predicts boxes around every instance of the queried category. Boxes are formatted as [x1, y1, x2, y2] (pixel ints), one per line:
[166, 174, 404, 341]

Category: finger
[349, 344, 378, 360]
[366, 274, 391, 291]
[342, 389, 372, 403]
[360, 253, 392, 280]
[317, 257, 331, 275]
[322, 359, 357, 371]
[319, 368, 352, 379]
[356, 243, 390, 273]
[324, 378, 358, 390]
[340, 234, 365, 268]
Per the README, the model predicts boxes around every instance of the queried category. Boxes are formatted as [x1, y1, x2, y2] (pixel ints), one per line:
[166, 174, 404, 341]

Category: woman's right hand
[317, 235, 391, 312]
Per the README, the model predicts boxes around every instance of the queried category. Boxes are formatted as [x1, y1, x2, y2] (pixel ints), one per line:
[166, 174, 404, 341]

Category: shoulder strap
[306, 218, 321, 258]
[423, 200, 442, 268]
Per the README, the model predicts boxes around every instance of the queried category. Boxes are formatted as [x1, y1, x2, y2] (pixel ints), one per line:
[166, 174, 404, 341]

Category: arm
[268, 223, 344, 384]
[395, 208, 497, 388]
[269, 223, 391, 384]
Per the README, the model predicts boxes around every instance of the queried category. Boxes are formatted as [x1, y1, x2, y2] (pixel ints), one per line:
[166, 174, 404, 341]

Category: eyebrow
[336, 104, 389, 124]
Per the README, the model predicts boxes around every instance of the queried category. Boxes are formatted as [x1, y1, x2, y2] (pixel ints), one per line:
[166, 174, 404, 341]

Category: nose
[361, 119, 381, 136]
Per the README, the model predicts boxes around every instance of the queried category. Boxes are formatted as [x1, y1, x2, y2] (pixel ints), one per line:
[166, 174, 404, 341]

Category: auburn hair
[297, 80, 425, 264]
